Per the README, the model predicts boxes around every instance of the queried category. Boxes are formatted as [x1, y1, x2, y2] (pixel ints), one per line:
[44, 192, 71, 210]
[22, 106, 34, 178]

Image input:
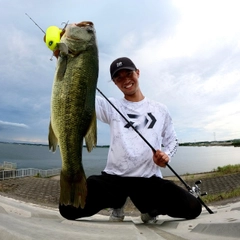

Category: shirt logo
[124, 113, 156, 130]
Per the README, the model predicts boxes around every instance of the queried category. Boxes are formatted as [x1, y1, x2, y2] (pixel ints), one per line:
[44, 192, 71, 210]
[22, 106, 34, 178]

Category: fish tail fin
[60, 170, 87, 209]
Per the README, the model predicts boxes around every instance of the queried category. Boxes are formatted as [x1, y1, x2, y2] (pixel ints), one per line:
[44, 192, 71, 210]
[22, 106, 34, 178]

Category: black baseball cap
[110, 57, 137, 79]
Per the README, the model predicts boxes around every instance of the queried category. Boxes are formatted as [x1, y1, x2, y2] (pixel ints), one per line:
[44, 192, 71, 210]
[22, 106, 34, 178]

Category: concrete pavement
[0, 195, 239, 240]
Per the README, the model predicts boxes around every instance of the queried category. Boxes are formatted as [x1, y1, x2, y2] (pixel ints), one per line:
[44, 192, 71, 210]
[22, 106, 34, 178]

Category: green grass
[203, 187, 240, 203]
[200, 164, 240, 203]
[167, 164, 240, 182]
[181, 164, 240, 203]
[214, 164, 240, 174]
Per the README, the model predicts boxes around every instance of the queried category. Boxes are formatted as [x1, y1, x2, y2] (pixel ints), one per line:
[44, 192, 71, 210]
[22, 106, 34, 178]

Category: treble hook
[61, 21, 69, 30]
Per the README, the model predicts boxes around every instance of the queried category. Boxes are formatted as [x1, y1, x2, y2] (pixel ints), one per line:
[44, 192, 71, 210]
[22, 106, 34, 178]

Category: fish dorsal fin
[58, 42, 68, 56]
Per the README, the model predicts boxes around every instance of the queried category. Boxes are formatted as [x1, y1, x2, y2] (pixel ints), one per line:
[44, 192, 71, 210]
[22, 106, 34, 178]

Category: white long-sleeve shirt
[95, 95, 178, 178]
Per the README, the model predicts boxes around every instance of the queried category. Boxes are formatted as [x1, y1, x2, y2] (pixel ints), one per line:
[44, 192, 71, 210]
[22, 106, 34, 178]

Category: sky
[0, 0, 240, 145]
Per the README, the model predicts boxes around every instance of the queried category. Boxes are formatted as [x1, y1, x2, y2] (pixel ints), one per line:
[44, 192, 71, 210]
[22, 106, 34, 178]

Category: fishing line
[25, 13, 45, 34]
[96, 87, 214, 214]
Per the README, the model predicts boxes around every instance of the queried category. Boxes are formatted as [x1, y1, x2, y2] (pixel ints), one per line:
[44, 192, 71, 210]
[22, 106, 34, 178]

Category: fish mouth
[76, 21, 94, 27]
[52, 21, 95, 58]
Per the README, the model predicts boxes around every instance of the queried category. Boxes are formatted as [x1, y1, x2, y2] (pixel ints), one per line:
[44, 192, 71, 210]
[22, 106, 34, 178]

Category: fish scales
[48, 22, 98, 208]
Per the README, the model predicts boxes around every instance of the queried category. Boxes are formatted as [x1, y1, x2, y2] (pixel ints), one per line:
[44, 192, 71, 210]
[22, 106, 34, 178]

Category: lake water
[0, 143, 239, 177]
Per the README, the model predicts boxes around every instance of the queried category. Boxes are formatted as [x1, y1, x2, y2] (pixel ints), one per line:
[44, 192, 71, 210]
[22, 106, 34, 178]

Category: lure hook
[61, 21, 69, 31]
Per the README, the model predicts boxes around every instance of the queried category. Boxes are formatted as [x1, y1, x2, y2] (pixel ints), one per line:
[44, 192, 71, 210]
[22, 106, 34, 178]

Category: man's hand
[153, 150, 169, 167]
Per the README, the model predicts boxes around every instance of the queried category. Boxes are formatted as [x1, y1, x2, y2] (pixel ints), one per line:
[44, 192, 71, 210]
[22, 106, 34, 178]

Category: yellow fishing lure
[45, 26, 62, 51]
[25, 14, 66, 52]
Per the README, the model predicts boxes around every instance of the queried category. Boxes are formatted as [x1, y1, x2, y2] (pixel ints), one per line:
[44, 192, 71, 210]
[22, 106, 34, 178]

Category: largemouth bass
[48, 21, 98, 208]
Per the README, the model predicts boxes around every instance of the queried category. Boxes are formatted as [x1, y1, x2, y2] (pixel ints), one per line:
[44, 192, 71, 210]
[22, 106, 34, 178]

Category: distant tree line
[233, 139, 240, 147]
[179, 139, 240, 147]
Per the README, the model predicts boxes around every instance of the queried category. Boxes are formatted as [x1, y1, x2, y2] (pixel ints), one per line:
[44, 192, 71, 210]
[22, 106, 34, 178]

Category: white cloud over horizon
[0, 120, 29, 129]
[0, 0, 240, 145]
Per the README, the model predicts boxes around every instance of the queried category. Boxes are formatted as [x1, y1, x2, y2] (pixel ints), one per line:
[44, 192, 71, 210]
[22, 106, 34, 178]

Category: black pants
[59, 173, 202, 220]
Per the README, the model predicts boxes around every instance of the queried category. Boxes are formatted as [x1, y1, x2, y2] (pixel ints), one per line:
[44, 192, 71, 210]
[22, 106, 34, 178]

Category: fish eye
[87, 28, 93, 33]
[49, 41, 53, 46]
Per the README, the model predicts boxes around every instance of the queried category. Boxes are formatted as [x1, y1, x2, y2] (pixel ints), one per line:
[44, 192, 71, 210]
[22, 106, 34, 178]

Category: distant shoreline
[179, 140, 240, 147]
[0, 142, 109, 148]
[1, 140, 240, 147]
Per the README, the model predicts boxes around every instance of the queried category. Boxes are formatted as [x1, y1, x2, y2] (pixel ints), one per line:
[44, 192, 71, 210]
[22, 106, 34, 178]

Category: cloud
[0, 0, 239, 144]
[0, 120, 29, 129]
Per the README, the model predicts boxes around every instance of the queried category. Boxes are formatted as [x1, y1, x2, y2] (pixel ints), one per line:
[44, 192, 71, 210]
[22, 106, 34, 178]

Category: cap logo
[116, 62, 123, 68]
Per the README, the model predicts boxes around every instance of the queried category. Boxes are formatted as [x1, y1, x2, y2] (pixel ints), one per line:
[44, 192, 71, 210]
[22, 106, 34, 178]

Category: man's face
[113, 69, 140, 97]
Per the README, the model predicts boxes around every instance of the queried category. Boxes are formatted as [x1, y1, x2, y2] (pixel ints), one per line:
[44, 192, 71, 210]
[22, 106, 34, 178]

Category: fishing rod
[96, 87, 214, 214]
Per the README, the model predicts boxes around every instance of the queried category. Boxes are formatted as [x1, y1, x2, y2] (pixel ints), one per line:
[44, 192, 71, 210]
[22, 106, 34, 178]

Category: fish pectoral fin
[84, 111, 97, 152]
[56, 56, 67, 80]
[57, 42, 68, 56]
[48, 121, 58, 152]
